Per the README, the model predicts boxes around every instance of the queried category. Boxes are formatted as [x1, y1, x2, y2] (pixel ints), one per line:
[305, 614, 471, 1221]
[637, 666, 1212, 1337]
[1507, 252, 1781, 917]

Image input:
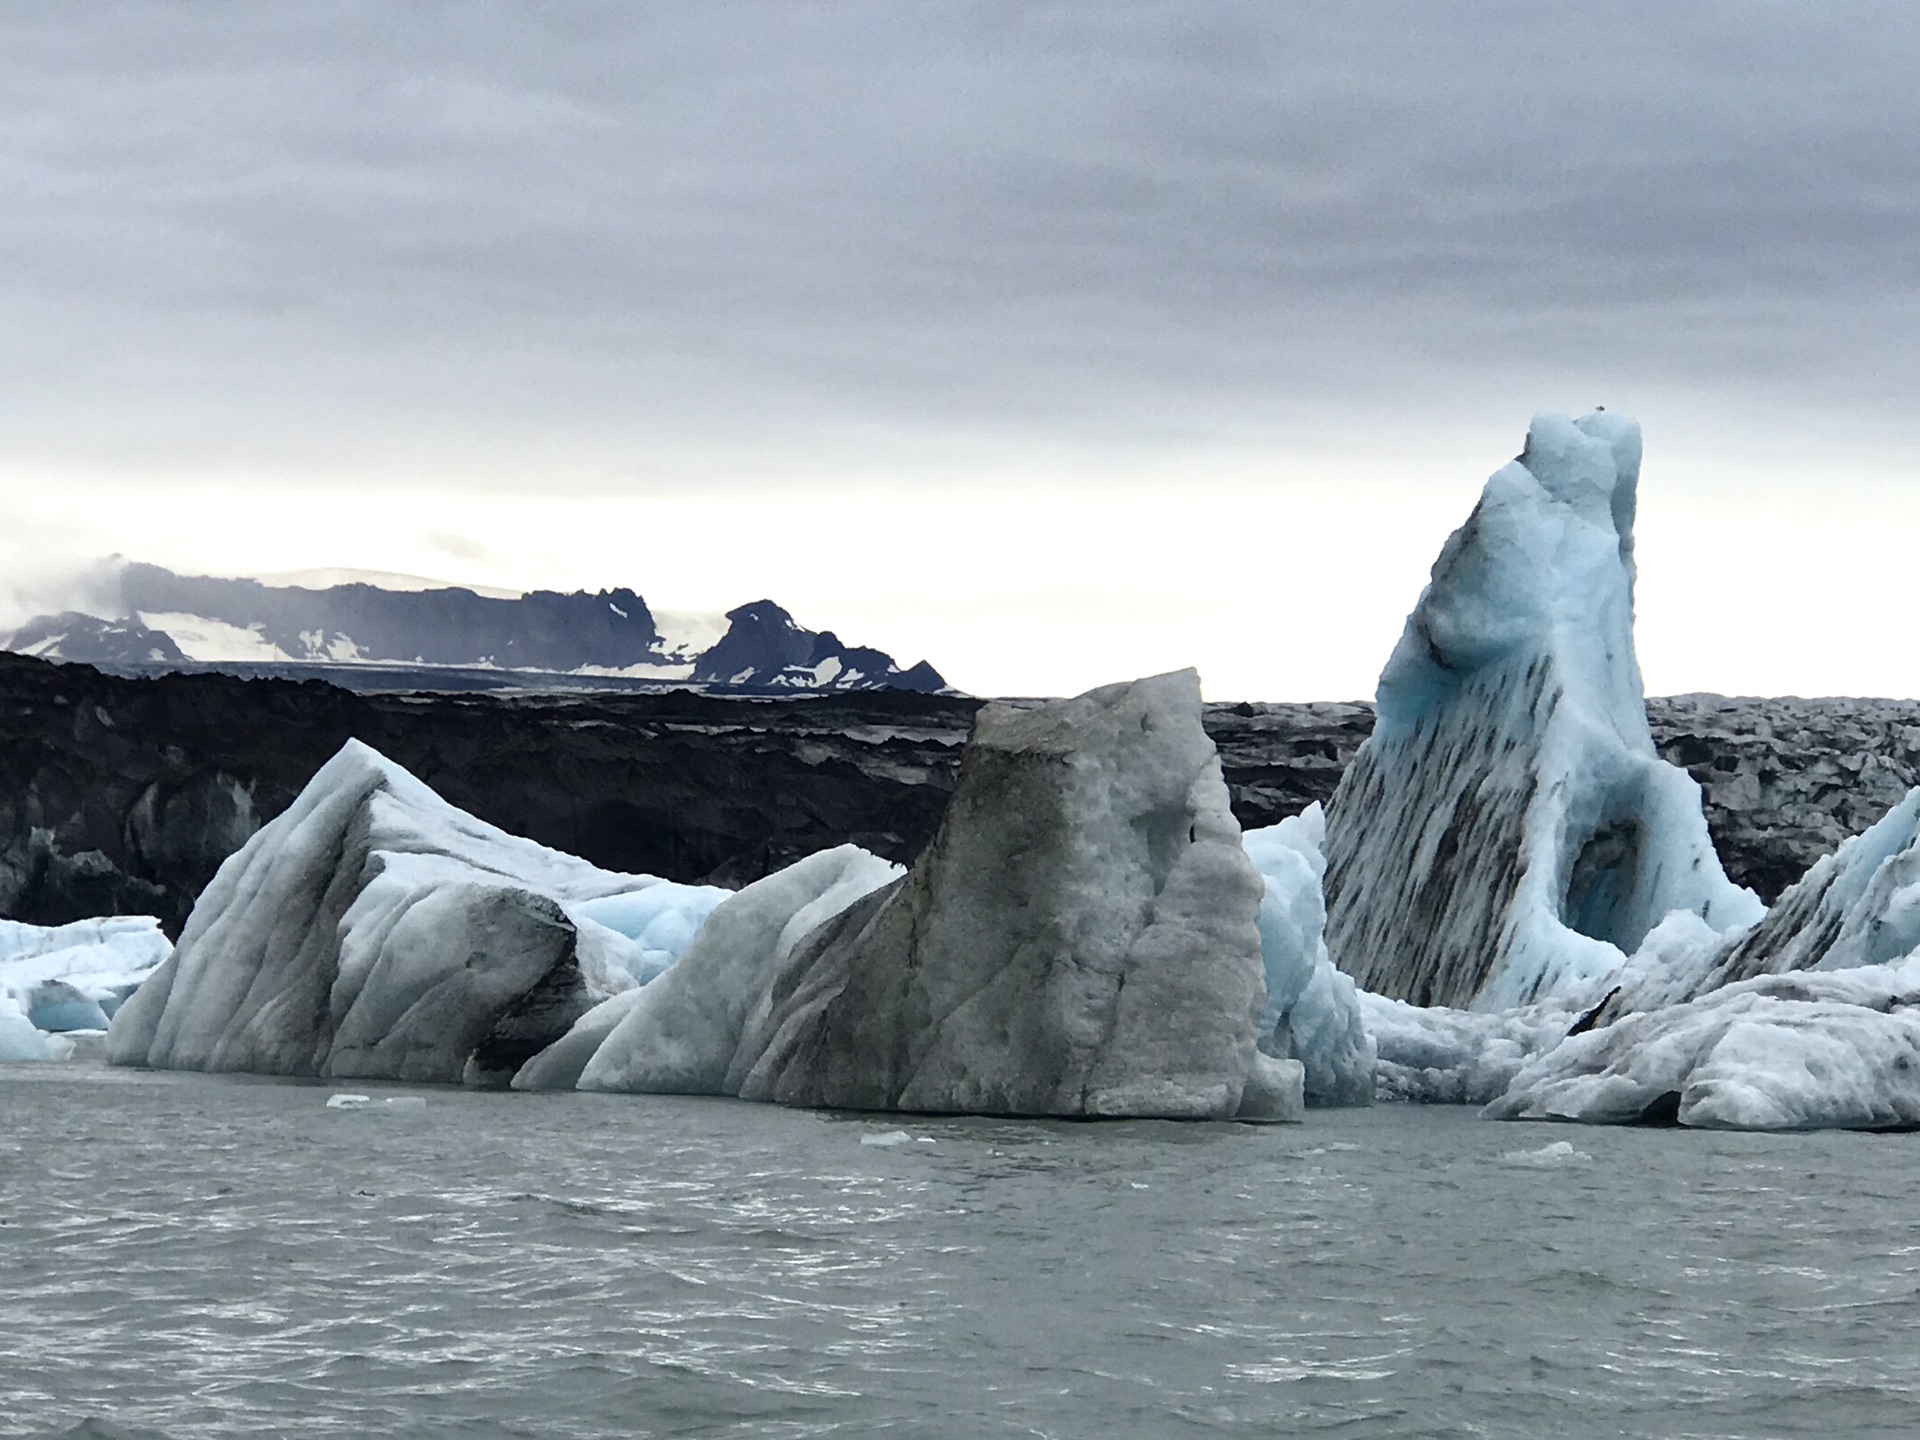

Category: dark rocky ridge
[1, 651, 1912, 936]
[7, 613, 188, 667]
[692, 600, 945, 693]
[10, 564, 946, 694]
[117, 561, 665, 670]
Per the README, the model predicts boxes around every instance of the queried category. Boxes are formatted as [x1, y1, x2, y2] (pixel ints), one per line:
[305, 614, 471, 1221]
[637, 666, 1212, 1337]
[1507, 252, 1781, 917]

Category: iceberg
[1683, 786, 1920, 999]
[1322, 412, 1761, 1011]
[1486, 956, 1920, 1129]
[107, 740, 725, 1084]
[1482, 784, 1920, 1129]
[0, 916, 172, 1054]
[725, 671, 1297, 1119]
[1, 994, 59, 1061]
[1241, 805, 1375, 1105]
[530, 671, 1297, 1119]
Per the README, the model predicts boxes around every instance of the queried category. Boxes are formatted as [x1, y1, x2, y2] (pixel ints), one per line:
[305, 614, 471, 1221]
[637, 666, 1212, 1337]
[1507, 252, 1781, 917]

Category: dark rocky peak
[6, 612, 186, 667]
[695, 600, 814, 683]
[695, 601, 946, 693]
[114, 563, 662, 669]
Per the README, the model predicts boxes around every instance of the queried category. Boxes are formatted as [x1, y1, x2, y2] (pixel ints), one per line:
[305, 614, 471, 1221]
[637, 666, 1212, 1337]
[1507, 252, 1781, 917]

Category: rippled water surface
[6, 1063, 1920, 1438]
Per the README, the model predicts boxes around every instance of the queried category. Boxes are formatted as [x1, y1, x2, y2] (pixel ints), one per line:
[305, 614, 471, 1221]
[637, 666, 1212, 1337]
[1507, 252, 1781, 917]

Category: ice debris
[859, 1130, 934, 1147]
[1501, 1139, 1589, 1165]
[327, 1093, 427, 1111]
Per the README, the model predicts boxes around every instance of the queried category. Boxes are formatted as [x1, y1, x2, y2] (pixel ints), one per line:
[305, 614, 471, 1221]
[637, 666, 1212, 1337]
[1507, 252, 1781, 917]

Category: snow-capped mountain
[5, 563, 947, 695]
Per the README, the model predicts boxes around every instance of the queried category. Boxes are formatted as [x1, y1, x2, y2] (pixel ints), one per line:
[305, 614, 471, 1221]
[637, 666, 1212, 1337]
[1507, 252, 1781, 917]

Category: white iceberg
[1322, 411, 1761, 1011]
[0, 916, 172, 1051]
[108, 740, 724, 1085]
[1241, 805, 1374, 1105]
[1487, 956, 1920, 1130]
[1, 994, 59, 1061]
[516, 843, 902, 1093]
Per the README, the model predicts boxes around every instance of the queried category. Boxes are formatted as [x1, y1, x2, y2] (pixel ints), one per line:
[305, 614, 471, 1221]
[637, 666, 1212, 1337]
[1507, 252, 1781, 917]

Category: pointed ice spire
[1322, 412, 1760, 1010]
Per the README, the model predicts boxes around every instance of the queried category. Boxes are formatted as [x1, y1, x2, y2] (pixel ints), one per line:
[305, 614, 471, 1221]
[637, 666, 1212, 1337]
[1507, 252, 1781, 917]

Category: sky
[3, 2, 1918, 700]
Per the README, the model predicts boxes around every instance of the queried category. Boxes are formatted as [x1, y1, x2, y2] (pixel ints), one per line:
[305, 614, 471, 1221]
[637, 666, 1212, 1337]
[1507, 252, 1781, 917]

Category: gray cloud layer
[3, 2, 1917, 491]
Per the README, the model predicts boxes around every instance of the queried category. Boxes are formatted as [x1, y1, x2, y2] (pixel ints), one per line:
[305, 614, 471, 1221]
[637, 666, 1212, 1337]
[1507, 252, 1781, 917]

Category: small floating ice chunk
[860, 1129, 920, 1147]
[327, 1092, 426, 1111]
[1502, 1139, 1589, 1165]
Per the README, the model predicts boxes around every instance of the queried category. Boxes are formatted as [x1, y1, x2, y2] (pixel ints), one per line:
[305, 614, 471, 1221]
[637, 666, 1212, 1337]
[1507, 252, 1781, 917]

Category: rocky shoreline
[2, 651, 1914, 933]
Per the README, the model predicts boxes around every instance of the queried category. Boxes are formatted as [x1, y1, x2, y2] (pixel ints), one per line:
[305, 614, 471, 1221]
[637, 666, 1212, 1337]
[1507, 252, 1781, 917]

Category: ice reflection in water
[5, 1062, 1920, 1438]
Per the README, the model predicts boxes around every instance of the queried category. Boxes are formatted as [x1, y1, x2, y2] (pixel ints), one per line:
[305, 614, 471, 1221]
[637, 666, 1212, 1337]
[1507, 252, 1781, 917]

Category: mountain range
[4, 562, 947, 695]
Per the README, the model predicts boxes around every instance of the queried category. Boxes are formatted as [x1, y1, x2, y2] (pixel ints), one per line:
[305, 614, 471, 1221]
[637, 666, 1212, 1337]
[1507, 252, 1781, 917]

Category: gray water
[5, 1064, 1920, 1440]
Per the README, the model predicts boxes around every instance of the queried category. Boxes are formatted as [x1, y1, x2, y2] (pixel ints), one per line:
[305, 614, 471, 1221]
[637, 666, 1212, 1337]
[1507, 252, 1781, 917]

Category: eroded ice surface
[107, 741, 718, 1085]
[1241, 805, 1375, 1106]
[1488, 956, 1920, 1130]
[1322, 412, 1760, 1012]
[518, 844, 903, 1094]
[1359, 990, 1578, 1105]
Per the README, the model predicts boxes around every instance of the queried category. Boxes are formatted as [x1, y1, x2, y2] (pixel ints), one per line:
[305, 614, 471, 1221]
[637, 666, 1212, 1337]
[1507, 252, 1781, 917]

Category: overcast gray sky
[4, 2, 1918, 697]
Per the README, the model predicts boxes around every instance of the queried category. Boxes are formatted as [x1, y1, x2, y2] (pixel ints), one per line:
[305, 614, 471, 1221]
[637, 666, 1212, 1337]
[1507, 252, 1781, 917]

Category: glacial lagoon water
[6, 1063, 1920, 1440]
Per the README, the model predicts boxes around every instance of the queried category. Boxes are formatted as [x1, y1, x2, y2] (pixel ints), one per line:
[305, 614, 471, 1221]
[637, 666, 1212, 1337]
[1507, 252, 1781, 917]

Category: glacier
[1321, 411, 1761, 1012]
[107, 740, 726, 1084]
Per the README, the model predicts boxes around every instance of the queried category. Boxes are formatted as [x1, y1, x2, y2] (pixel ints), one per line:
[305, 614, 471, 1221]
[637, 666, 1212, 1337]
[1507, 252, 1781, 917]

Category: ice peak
[1324, 412, 1758, 1011]
[1376, 408, 1642, 730]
